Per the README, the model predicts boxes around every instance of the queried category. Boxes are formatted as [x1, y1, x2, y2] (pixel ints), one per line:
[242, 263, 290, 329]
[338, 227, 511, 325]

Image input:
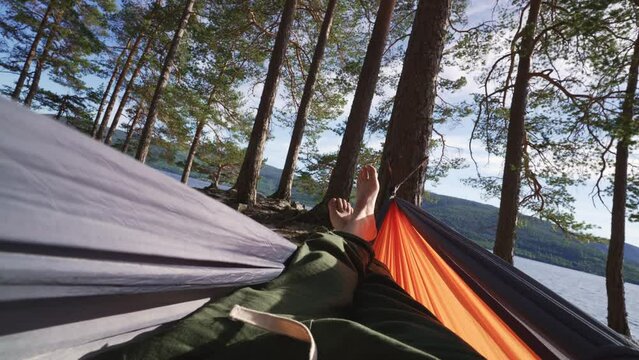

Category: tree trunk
[306, 0, 395, 222]
[55, 97, 67, 120]
[271, 0, 338, 202]
[376, 0, 451, 209]
[91, 40, 132, 137]
[234, 0, 298, 205]
[214, 169, 221, 188]
[181, 119, 205, 184]
[136, 0, 196, 163]
[606, 30, 639, 337]
[23, 12, 60, 108]
[105, 37, 153, 145]
[122, 104, 144, 153]
[493, 0, 542, 264]
[179, 70, 225, 183]
[11, 0, 53, 101]
[96, 34, 143, 140]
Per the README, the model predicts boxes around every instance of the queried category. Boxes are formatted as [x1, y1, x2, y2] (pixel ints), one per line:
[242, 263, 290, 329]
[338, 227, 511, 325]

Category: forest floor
[199, 187, 326, 244]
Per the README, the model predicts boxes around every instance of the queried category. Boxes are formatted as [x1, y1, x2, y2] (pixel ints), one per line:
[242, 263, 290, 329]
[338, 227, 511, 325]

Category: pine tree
[3, 0, 115, 108]
[121, 103, 144, 154]
[493, 0, 543, 264]
[377, 0, 452, 207]
[564, 0, 639, 334]
[234, 0, 298, 205]
[598, 1, 639, 336]
[91, 40, 131, 137]
[172, 1, 266, 185]
[136, 0, 196, 163]
[23, 9, 61, 107]
[607, 32, 638, 334]
[459, 0, 637, 333]
[95, 34, 143, 139]
[271, 0, 338, 202]
[10, 0, 54, 100]
[105, 36, 154, 144]
[459, 0, 591, 264]
[305, 0, 396, 222]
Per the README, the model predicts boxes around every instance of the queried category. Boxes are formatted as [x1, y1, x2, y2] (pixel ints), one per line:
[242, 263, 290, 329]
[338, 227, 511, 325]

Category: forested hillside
[422, 193, 639, 285]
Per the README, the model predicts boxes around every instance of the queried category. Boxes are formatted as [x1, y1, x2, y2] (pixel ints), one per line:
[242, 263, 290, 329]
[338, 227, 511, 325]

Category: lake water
[173, 172, 639, 336]
[516, 256, 639, 335]
[163, 172, 212, 188]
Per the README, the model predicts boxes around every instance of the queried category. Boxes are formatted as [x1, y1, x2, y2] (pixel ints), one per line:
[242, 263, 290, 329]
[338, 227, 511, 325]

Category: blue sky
[2, 0, 638, 246]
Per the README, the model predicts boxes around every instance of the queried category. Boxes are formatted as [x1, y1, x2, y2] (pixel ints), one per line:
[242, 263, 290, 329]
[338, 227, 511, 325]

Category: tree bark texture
[376, 0, 451, 208]
[180, 85, 220, 184]
[213, 169, 221, 188]
[234, 0, 298, 205]
[181, 119, 205, 184]
[12, 0, 54, 101]
[105, 37, 153, 145]
[271, 0, 338, 202]
[55, 97, 67, 120]
[23, 11, 61, 108]
[122, 104, 144, 154]
[136, 0, 196, 163]
[91, 40, 131, 137]
[493, 0, 542, 265]
[606, 30, 639, 337]
[96, 34, 143, 140]
[306, 0, 395, 222]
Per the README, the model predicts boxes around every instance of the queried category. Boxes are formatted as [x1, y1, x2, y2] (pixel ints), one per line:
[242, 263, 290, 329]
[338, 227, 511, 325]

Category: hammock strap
[389, 155, 430, 198]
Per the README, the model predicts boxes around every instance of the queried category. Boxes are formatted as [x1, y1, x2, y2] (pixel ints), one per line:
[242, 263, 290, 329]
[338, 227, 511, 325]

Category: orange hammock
[369, 199, 639, 360]
[374, 201, 538, 359]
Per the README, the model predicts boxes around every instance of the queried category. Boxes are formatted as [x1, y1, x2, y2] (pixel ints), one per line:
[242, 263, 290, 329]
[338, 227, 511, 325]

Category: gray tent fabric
[0, 99, 296, 359]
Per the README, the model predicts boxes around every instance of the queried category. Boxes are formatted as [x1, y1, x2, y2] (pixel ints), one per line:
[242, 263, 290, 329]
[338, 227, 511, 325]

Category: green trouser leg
[86, 232, 483, 360]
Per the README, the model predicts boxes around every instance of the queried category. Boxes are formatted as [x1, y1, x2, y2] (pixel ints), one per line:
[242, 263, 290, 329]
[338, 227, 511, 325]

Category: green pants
[87, 232, 483, 359]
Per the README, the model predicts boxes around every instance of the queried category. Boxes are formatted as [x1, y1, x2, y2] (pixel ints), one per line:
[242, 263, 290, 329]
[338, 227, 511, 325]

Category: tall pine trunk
[213, 167, 222, 189]
[377, 0, 451, 207]
[96, 35, 143, 140]
[606, 31, 639, 337]
[122, 104, 144, 154]
[105, 37, 153, 145]
[493, 0, 542, 264]
[11, 0, 53, 101]
[55, 96, 67, 120]
[136, 0, 196, 163]
[271, 0, 337, 202]
[23, 12, 60, 108]
[181, 119, 205, 184]
[180, 86, 219, 184]
[234, 0, 298, 205]
[91, 40, 132, 137]
[306, 0, 395, 222]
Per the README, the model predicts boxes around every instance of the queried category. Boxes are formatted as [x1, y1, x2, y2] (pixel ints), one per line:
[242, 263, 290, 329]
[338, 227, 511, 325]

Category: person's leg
[328, 166, 482, 359]
[351, 267, 483, 359]
[88, 166, 481, 359]
[86, 167, 383, 359]
[328, 164, 379, 241]
[85, 231, 368, 360]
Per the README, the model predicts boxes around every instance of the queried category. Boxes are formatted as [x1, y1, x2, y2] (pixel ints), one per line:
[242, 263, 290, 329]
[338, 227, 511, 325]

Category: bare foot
[328, 198, 353, 232]
[354, 164, 379, 219]
[327, 165, 379, 241]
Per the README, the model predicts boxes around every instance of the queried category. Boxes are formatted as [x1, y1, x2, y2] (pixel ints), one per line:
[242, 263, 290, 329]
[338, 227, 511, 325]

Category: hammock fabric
[0, 99, 296, 359]
[374, 199, 639, 360]
[375, 202, 535, 359]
